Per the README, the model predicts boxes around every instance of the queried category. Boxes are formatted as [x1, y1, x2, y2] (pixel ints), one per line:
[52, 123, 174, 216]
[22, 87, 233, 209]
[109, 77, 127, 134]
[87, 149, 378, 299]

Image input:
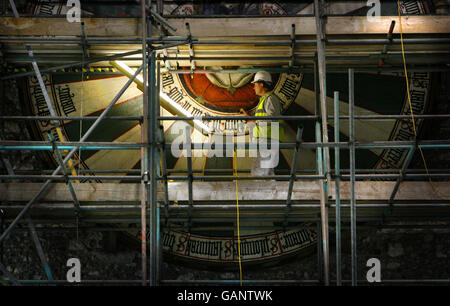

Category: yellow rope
[55, 127, 79, 183]
[397, 1, 446, 198]
[233, 148, 243, 286]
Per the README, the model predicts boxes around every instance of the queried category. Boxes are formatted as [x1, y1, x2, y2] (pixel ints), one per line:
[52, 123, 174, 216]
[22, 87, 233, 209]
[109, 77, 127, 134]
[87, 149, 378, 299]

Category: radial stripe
[58, 76, 142, 125]
[161, 107, 176, 136]
[84, 124, 141, 173]
[296, 88, 396, 157]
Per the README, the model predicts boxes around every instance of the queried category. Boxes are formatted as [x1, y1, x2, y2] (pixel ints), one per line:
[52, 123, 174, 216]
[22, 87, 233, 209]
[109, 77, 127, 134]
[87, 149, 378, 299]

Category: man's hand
[240, 108, 254, 121]
[239, 108, 250, 117]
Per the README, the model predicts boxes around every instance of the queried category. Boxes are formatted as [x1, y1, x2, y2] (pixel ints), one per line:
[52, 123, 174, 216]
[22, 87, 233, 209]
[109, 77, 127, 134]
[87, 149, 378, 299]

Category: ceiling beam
[0, 16, 449, 37]
[1, 181, 449, 202]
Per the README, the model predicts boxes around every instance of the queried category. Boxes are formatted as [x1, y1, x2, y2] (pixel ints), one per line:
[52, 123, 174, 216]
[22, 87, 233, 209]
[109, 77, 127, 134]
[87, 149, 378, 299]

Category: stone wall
[0, 79, 46, 174]
[0, 225, 449, 284]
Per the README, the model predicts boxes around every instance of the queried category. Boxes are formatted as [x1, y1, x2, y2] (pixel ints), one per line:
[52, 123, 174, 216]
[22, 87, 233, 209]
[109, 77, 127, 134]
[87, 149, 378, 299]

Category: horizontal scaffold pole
[1, 140, 449, 150]
[1, 114, 450, 122]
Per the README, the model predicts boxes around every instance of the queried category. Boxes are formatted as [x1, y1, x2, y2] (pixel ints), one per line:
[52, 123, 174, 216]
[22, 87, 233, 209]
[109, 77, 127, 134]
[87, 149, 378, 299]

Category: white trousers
[250, 137, 279, 177]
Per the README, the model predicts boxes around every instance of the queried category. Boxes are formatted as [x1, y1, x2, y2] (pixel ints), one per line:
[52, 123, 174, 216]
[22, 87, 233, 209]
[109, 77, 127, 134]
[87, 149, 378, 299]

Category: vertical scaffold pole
[315, 121, 329, 285]
[334, 91, 342, 286]
[316, 215, 323, 283]
[140, 0, 148, 286]
[314, 0, 330, 285]
[156, 60, 162, 284]
[349, 68, 357, 286]
[148, 50, 159, 286]
[314, 0, 332, 188]
[146, 0, 159, 286]
[314, 54, 320, 117]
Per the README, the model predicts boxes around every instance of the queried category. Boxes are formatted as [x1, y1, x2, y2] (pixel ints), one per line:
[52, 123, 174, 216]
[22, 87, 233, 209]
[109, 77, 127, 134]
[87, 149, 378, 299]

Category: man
[240, 71, 284, 177]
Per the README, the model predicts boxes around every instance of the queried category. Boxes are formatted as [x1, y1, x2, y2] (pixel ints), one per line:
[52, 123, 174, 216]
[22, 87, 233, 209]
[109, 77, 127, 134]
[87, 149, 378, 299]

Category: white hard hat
[251, 71, 272, 84]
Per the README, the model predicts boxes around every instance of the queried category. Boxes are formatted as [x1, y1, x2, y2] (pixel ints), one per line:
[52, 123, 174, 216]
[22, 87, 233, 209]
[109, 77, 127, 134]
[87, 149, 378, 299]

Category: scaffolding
[0, 1, 450, 286]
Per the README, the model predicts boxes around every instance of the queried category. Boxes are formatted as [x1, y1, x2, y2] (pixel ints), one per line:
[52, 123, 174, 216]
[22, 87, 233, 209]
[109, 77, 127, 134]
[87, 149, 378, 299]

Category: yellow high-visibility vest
[252, 93, 284, 141]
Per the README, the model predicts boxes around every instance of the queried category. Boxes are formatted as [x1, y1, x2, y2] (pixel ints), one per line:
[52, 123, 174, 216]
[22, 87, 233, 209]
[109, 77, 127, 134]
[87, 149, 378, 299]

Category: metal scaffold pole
[349, 68, 357, 286]
[314, 0, 330, 286]
[140, 0, 148, 286]
[156, 59, 162, 285]
[148, 50, 159, 286]
[334, 91, 342, 286]
[314, 0, 332, 189]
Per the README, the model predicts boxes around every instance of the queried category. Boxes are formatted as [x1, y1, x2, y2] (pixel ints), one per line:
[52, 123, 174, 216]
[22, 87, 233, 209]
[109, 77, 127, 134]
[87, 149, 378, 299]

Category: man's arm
[264, 95, 281, 117]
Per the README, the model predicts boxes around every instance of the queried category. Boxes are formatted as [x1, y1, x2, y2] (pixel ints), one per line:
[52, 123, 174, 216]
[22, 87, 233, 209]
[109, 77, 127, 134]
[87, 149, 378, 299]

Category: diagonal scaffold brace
[49, 133, 82, 218]
[283, 126, 304, 229]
